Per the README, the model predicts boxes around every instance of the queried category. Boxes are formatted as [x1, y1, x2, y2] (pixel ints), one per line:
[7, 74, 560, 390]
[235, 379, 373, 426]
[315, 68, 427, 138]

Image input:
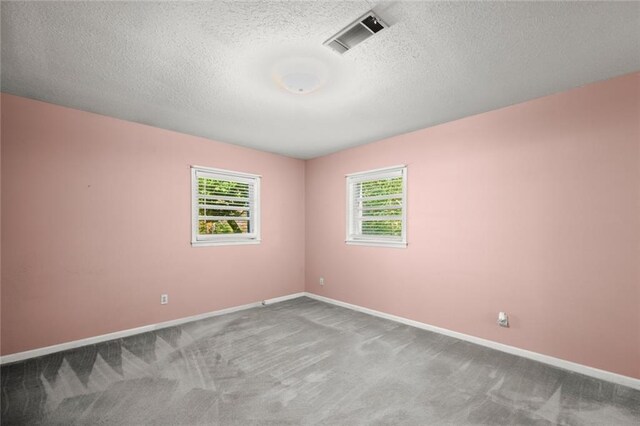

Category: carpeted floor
[1, 296, 639, 425]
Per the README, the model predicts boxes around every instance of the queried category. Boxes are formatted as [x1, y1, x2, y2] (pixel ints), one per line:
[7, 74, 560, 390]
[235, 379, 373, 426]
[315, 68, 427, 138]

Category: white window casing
[346, 165, 407, 248]
[191, 166, 261, 247]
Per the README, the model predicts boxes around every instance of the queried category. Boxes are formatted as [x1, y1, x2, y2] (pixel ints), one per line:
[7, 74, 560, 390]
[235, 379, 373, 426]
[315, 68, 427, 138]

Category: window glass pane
[346, 166, 406, 246]
[199, 219, 250, 235]
[192, 167, 260, 245]
[358, 176, 403, 236]
[199, 197, 250, 208]
[359, 177, 402, 197]
[361, 220, 402, 236]
[198, 209, 250, 218]
[197, 176, 251, 236]
[199, 220, 215, 235]
[198, 178, 250, 197]
[361, 197, 402, 208]
[361, 208, 402, 217]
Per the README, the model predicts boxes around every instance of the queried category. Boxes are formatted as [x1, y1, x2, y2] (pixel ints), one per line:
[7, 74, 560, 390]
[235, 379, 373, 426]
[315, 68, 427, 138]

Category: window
[191, 166, 260, 246]
[346, 165, 407, 248]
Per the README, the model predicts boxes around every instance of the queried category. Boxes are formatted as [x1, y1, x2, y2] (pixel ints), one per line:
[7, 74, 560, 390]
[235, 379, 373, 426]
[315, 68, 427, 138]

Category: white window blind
[346, 165, 407, 248]
[191, 166, 260, 246]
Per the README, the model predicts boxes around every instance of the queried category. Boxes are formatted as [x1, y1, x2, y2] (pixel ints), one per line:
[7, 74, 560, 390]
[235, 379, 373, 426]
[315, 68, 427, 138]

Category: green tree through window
[359, 177, 403, 236]
[346, 165, 406, 247]
[191, 166, 260, 246]
[198, 177, 251, 235]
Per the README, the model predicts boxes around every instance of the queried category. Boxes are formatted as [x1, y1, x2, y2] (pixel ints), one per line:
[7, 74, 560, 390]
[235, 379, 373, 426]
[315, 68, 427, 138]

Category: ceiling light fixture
[280, 72, 321, 94]
[273, 57, 328, 95]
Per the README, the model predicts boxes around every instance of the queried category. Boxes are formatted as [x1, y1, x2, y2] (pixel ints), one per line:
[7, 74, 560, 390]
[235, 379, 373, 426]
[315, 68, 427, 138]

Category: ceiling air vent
[324, 12, 387, 54]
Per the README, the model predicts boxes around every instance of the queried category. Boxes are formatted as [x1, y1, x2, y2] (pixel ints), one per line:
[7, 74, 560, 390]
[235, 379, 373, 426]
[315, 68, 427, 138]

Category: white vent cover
[324, 12, 386, 54]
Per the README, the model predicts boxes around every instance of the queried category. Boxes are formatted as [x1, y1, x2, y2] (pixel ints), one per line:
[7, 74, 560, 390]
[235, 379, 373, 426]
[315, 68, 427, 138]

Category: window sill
[192, 239, 261, 247]
[346, 240, 407, 249]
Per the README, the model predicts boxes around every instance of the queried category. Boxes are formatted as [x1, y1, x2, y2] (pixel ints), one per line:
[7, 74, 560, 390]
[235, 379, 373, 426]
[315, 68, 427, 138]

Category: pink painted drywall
[305, 72, 640, 379]
[2, 73, 639, 381]
[0, 97, 3, 357]
[0, 94, 305, 355]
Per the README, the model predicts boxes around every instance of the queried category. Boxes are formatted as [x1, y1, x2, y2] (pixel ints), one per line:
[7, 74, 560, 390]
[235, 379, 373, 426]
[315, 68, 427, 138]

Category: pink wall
[1, 94, 306, 355]
[0, 96, 3, 357]
[305, 72, 640, 379]
[2, 73, 639, 380]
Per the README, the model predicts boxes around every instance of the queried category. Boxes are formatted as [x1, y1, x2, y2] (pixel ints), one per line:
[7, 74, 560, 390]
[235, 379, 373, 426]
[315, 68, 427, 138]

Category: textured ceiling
[2, 1, 640, 159]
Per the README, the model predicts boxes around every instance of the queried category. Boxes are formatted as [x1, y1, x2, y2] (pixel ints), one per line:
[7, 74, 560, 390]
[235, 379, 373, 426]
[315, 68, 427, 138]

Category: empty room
[1, 1, 639, 425]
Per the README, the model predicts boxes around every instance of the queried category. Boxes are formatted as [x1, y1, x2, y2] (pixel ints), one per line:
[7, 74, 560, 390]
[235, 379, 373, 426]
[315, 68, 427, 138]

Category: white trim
[345, 164, 407, 177]
[191, 239, 261, 247]
[4, 291, 638, 391]
[346, 240, 407, 248]
[303, 292, 640, 391]
[191, 165, 261, 246]
[346, 165, 407, 247]
[402, 165, 407, 241]
[191, 165, 261, 179]
[0, 292, 305, 365]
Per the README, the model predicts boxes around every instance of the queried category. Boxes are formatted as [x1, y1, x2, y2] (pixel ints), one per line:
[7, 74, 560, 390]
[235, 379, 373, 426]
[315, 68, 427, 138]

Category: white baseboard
[0, 292, 305, 365]
[3, 290, 638, 391]
[303, 292, 640, 391]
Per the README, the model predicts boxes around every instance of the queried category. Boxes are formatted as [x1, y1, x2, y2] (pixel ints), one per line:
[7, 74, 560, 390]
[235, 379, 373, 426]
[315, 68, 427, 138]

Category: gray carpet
[1, 297, 639, 425]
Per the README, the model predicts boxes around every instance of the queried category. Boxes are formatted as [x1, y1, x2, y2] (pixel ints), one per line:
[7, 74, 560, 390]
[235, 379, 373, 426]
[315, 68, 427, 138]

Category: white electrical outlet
[497, 311, 509, 327]
[319, 277, 325, 286]
[161, 294, 168, 305]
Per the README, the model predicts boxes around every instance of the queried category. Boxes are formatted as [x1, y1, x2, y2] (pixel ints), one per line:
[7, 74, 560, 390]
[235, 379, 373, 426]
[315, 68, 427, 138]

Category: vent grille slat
[328, 40, 348, 54]
[339, 24, 373, 49]
[324, 11, 386, 55]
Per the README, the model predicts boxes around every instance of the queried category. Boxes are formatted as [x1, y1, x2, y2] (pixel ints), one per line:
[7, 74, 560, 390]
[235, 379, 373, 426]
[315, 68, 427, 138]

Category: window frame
[191, 165, 261, 247]
[345, 165, 407, 248]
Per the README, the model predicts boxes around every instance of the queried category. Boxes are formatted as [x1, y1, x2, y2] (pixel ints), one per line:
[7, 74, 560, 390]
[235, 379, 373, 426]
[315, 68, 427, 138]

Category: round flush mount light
[279, 72, 322, 94]
[273, 57, 328, 95]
